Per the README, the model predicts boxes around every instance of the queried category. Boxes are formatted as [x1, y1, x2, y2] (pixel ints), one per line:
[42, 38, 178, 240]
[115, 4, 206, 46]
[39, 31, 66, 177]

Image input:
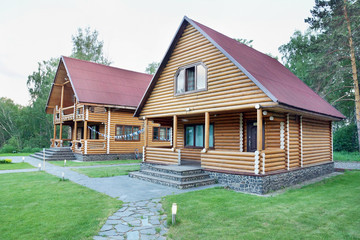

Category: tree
[234, 38, 254, 47]
[71, 27, 111, 65]
[145, 62, 160, 74]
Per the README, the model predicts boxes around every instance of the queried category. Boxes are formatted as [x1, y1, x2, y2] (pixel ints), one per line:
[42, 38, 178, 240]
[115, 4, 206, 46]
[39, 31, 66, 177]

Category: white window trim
[174, 62, 208, 96]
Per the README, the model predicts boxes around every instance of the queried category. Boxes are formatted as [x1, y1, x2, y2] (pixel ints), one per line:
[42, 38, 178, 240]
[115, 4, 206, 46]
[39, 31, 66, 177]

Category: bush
[32, 148, 42, 153]
[0, 159, 12, 164]
[334, 124, 358, 152]
[21, 147, 32, 153]
[0, 144, 17, 153]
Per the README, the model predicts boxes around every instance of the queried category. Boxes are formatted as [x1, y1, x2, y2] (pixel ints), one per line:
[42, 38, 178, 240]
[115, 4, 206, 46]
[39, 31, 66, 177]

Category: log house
[46, 56, 171, 161]
[134, 17, 345, 190]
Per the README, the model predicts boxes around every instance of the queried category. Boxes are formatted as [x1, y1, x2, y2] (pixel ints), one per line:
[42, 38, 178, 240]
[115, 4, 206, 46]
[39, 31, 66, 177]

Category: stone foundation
[205, 162, 334, 194]
[74, 153, 142, 161]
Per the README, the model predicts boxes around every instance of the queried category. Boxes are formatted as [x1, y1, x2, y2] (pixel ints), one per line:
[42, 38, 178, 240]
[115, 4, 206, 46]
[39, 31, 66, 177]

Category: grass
[164, 171, 360, 240]
[334, 151, 360, 162]
[0, 172, 121, 240]
[49, 159, 141, 167]
[0, 162, 35, 170]
[0, 152, 32, 157]
[71, 165, 140, 178]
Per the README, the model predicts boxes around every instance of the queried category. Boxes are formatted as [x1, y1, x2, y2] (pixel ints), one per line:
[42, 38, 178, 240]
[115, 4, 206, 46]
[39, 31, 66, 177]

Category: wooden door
[247, 120, 257, 152]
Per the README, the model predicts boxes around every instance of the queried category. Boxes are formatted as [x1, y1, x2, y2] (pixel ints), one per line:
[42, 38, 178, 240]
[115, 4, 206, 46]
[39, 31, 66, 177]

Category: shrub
[0, 144, 17, 153]
[0, 159, 12, 164]
[334, 124, 358, 152]
[32, 148, 42, 153]
[22, 147, 32, 153]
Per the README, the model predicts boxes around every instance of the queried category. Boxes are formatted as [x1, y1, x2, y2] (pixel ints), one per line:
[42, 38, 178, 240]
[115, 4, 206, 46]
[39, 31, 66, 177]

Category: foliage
[145, 61, 160, 74]
[334, 151, 360, 161]
[49, 159, 141, 167]
[234, 38, 253, 47]
[71, 165, 140, 178]
[0, 159, 12, 164]
[164, 171, 360, 239]
[0, 172, 121, 239]
[71, 27, 111, 65]
[334, 123, 359, 151]
[0, 162, 35, 170]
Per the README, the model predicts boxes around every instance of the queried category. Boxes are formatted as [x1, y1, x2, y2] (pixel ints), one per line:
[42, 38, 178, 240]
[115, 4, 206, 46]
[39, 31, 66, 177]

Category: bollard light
[172, 203, 177, 225]
[62, 172, 65, 181]
[22, 157, 25, 163]
[64, 159, 67, 167]
[38, 163, 41, 171]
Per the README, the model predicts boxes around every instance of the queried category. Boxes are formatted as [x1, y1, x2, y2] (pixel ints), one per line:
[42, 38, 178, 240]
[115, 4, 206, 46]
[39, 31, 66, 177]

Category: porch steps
[129, 164, 216, 189]
[31, 147, 76, 161]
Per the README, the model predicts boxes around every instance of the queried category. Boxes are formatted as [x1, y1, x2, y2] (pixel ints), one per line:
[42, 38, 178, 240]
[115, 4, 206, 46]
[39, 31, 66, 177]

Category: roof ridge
[61, 56, 153, 77]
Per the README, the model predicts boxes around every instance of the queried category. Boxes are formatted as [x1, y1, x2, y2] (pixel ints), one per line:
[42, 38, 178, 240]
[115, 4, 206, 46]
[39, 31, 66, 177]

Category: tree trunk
[344, 0, 360, 151]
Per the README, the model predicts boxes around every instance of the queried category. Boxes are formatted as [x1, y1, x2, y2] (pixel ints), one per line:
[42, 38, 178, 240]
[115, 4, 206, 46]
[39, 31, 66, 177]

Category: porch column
[205, 112, 210, 150]
[257, 108, 263, 151]
[53, 108, 57, 147]
[59, 85, 64, 140]
[173, 115, 177, 148]
[73, 121, 77, 140]
[84, 120, 88, 140]
[144, 118, 148, 147]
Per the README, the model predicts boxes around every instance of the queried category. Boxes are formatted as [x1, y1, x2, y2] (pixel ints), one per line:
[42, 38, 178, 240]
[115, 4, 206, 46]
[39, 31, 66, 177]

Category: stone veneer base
[74, 153, 142, 161]
[205, 162, 334, 194]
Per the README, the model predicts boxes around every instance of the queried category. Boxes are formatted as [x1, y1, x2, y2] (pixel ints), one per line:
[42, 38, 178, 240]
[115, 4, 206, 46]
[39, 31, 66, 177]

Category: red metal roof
[62, 56, 152, 108]
[190, 19, 345, 119]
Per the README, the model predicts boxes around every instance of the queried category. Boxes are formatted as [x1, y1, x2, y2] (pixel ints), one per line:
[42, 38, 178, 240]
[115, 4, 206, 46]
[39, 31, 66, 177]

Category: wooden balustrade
[260, 149, 286, 174]
[145, 147, 178, 165]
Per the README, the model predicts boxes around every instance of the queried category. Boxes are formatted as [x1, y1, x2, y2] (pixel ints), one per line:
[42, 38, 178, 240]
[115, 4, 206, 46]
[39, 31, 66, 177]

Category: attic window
[175, 62, 207, 94]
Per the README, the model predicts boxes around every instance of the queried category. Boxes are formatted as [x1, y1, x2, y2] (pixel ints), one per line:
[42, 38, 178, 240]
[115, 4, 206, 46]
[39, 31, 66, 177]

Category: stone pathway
[94, 198, 167, 240]
[334, 161, 360, 170]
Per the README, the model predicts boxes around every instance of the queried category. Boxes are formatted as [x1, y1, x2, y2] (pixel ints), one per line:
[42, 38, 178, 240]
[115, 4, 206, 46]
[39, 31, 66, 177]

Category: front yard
[164, 171, 360, 239]
[0, 172, 121, 240]
[71, 165, 140, 178]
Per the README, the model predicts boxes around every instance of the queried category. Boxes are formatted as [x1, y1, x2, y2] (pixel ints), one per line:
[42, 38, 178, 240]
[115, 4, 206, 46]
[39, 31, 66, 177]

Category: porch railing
[260, 149, 286, 174]
[144, 147, 178, 165]
[201, 150, 255, 173]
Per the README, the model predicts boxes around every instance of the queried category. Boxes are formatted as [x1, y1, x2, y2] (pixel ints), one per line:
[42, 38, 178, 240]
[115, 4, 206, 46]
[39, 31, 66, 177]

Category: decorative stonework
[206, 162, 334, 194]
[74, 153, 142, 161]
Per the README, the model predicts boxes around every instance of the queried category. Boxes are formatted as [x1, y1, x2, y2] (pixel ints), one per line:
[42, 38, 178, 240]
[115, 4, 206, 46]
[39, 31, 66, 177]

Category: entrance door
[247, 120, 257, 152]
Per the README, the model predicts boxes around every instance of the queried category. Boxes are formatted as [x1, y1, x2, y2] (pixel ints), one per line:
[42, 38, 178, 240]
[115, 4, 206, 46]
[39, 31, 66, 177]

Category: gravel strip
[334, 161, 360, 170]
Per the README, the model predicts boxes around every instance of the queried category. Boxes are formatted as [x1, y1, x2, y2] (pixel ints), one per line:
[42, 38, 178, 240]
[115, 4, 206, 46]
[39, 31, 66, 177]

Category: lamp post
[172, 203, 177, 225]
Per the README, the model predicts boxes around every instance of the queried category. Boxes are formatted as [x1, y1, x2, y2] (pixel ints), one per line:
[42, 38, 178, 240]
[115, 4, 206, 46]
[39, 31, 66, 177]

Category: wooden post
[173, 115, 177, 148]
[59, 85, 64, 140]
[53, 108, 56, 147]
[205, 112, 210, 150]
[144, 118, 148, 147]
[257, 108, 263, 151]
[107, 108, 111, 154]
[84, 120, 88, 140]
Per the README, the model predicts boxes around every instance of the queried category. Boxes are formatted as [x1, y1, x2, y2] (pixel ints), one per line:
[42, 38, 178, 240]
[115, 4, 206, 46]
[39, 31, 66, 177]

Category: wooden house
[133, 17, 345, 193]
[46, 56, 171, 161]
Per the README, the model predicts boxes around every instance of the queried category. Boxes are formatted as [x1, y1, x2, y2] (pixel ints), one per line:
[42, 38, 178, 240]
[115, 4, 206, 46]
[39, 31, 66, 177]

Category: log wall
[140, 24, 274, 117]
[145, 147, 178, 165]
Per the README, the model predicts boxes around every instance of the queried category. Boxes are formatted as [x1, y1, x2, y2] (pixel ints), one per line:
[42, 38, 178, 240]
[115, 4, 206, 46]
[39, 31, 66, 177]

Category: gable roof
[134, 16, 345, 119]
[47, 56, 152, 112]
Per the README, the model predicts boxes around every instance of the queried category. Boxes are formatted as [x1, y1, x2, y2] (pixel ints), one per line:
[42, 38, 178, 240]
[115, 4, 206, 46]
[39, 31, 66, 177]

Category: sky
[0, 0, 315, 106]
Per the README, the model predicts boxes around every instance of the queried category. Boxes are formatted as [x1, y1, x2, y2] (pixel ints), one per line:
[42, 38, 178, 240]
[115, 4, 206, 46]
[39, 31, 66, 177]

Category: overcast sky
[0, 0, 315, 106]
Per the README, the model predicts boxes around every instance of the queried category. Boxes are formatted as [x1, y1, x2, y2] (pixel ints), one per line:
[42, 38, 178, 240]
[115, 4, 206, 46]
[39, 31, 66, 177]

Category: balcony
[54, 105, 107, 124]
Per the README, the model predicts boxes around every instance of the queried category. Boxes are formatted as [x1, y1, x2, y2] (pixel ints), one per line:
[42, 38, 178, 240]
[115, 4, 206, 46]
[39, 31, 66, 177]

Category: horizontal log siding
[289, 116, 300, 169]
[86, 139, 107, 154]
[261, 149, 286, 173]
[264, 116, 282, 149]
[201, 150, 255, 173]
[145, 147, 178, 165]
[140, 24, 273, 117]
[302, 118, 331, 165]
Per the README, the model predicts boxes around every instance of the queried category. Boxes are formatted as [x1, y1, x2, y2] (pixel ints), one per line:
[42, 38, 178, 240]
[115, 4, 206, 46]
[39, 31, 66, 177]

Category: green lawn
[0, 172, 121, 240]
[0, 152, 32, 157]
[334, 151, 360, 162]
[71, 165, 140, 178]
[49, 159, 141, 167]
[0, 162, 35, 170]
[164, 171, 360, 240]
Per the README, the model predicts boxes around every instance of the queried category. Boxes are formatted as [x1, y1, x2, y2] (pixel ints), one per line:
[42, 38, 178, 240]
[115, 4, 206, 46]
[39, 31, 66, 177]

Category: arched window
[175, 62, 207, 94]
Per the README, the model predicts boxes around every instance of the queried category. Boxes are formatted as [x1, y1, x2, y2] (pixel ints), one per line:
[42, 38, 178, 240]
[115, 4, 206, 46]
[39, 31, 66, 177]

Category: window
[89, 125, 99, 139]
[153, 127, 171, 141]
[175, 62, 207, 94]
[185, 124, 214, 148]
[115, 125, 140, 141]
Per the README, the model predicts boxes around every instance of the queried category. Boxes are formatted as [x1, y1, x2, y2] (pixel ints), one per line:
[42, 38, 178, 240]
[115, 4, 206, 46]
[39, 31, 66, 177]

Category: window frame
[184, 123, 214, 149]
[153, 126, 172, 142]
[174, 62, 208, 95]
[115, 124, 141, 142]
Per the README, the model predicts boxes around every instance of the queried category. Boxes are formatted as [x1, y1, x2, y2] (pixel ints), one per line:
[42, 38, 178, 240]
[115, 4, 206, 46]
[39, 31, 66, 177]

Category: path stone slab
[127, 231, 139, 240]
[100, 224, 113, 232]
[114, 224, 132, 233]
[140, 228, 156, 235]
[99, 230, 117, 236]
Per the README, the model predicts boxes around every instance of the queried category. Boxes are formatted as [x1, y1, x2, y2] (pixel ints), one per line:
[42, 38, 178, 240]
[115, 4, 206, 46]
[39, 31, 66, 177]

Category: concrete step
[31, 154, 77, 161]
[129, 171, 216, 189]
[141, 164, 204, 176]
[140, 169, 211, 182]
[31, 147, 76, 161]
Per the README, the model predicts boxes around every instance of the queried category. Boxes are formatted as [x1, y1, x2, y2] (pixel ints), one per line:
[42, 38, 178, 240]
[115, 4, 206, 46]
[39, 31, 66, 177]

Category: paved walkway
[334, 161, 360, 170]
